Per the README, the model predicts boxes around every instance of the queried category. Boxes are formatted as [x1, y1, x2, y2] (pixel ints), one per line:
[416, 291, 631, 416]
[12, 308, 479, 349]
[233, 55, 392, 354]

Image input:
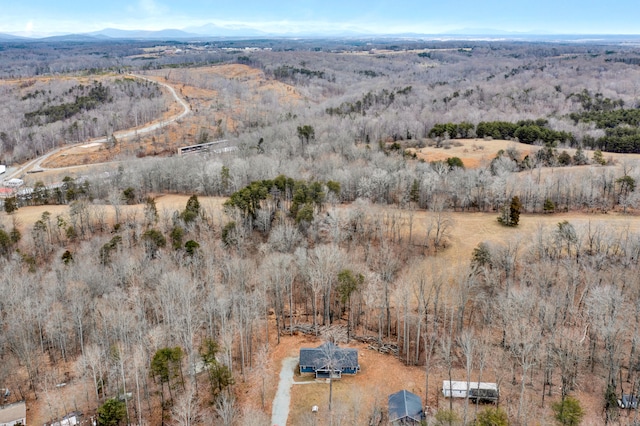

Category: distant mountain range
[86, 25, 367, 39]
[0, 32, 28, 41]
[88, 28, 201, 39]
[1, 26, 639, 42]
[185, 24, 269, 38]
[441, 27, 550, 36]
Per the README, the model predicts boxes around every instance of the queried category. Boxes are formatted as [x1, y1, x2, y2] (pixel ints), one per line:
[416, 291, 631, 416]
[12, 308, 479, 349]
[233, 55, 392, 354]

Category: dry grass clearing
[7, 193, 640, 271]
[408, 138, 640, 169]
[332, 202, 640, 276]
[189, 64, 303, 101]
[2, 194, 226, 234]
[445, 210, 640, 265]
[407, 138, 538, 169]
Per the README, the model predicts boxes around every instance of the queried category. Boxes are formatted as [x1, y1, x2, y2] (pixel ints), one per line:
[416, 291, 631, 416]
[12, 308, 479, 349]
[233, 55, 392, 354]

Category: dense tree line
[591, 127, 640, 153]
[271, 64, 327, 82]
[570, 106, 640, 153]
[431, 113, 640, 154]
[23, 81, 112, 126]
[325, 86, 412, 118]
[429, 119, 575, 146]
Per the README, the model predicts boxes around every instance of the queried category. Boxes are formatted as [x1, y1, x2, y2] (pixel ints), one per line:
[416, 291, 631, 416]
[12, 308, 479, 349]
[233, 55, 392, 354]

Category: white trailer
[442, 381, 499, 402]
[3, 178, 23, 188]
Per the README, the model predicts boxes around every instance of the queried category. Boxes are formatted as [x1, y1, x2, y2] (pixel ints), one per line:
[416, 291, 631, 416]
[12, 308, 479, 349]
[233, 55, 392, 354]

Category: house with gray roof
[299, 342, 359, 379]
[388, 390, 424, 424]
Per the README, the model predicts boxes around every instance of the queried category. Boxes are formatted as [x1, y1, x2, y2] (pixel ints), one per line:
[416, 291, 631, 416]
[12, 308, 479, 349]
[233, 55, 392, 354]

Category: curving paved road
[4, 74, 190, 180]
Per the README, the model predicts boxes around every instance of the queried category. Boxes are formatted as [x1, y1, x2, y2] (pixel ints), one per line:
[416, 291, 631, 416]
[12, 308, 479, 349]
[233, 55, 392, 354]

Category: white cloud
[191, 18, 444, 35]
[138, 0, 167, 16]
[125, 0, 168, 19]
[25, 21, 34, 33]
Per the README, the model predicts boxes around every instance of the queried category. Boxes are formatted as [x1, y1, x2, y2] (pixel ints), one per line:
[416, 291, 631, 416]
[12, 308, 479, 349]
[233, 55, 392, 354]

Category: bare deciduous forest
[2, 37, 640, 425]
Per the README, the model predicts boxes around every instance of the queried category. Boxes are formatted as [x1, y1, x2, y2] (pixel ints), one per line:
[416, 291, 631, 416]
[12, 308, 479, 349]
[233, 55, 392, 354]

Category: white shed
[0, 400, 27, 426]
[3, 179, 23, 188]
[51, 412, 81, 426]
[442, 381, 498, 402]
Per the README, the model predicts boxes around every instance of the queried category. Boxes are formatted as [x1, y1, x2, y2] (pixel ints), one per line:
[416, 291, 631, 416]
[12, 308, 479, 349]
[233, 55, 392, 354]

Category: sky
[1, 0, 639, 37]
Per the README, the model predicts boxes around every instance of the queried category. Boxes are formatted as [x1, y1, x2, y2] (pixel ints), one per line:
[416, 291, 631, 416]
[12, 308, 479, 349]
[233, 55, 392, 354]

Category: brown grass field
[407, 137, 640, 170]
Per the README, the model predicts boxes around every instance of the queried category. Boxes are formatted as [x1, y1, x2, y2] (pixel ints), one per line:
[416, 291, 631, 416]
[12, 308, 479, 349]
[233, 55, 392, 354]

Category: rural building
[442, 381, 499, 403]
[388, 390, 424, 424]
[0, 400, 26, 426]
[299, 342, 359, 378]
[0, 187, 13, 198]
[3, 179, 23, 189]
[177, 139, 231, 155]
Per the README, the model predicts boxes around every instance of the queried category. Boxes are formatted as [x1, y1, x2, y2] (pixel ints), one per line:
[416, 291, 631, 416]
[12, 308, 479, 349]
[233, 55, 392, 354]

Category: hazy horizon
[2, 0, 639, 38]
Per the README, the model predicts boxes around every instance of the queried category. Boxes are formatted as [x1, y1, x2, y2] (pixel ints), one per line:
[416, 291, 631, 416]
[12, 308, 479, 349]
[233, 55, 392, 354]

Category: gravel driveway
[271, 356, 299, 426]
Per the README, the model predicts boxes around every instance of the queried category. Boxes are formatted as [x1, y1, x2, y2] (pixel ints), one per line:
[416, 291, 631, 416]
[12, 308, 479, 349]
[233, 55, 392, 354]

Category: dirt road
[4, 74, 190, 180]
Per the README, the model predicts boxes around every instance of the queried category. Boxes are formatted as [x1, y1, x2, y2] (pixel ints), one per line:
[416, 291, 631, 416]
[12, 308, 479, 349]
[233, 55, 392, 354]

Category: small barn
[299, 342, 359, 379]
[0, 400, 26, 426]
[388, 390, 424, 424]
[442, 381, 499, 403]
